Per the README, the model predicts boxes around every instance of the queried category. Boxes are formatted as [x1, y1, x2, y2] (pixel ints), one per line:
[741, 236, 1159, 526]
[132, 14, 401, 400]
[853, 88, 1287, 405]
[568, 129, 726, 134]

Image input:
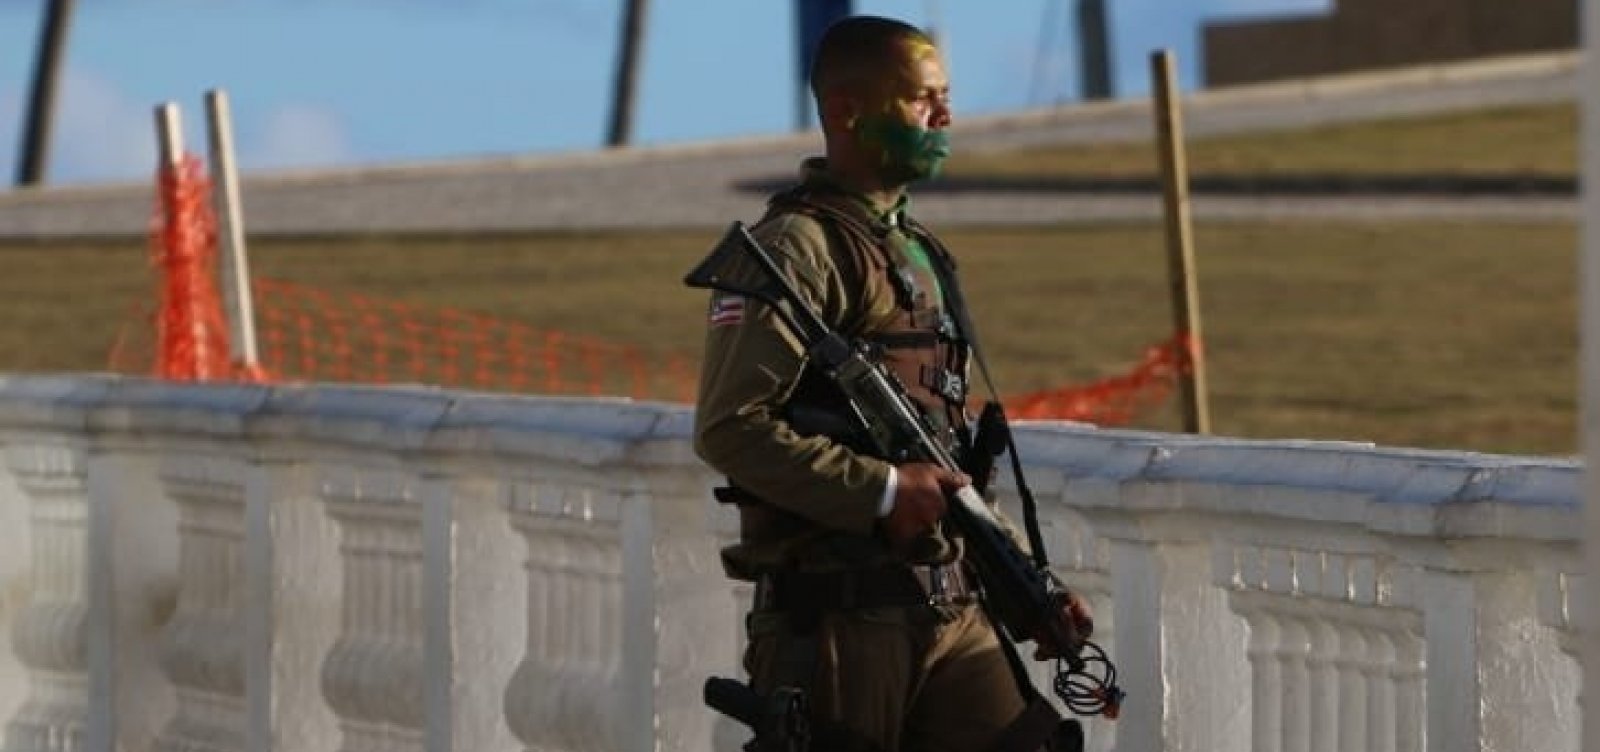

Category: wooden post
[154, 102, 182, 170]
[1150, 49, 1211, 434]
[205, 89, 261, 370]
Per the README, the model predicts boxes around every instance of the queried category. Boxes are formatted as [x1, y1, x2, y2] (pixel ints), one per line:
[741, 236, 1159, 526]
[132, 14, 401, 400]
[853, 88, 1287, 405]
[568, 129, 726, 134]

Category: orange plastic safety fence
[111, 264, 1191, 424]
[106, 298, 157, 376]
[150, 154, 231, 381]
[250, 277, 700, 403]
[113, 156, 1191, 422]
[1003, 332, 1195, 424]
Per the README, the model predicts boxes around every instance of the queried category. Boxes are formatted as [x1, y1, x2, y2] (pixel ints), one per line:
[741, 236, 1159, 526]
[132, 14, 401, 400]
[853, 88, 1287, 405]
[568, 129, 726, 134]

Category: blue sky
[0, 0, 1329, 185]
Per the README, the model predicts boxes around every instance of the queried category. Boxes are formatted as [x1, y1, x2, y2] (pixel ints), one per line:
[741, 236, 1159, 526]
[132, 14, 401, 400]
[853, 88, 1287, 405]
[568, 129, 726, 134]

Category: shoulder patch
[708, 294, 746, 327]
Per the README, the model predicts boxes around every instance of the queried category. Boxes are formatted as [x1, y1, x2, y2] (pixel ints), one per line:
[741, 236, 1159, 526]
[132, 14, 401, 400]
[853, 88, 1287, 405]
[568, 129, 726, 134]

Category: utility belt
[754, 562, 978, 615]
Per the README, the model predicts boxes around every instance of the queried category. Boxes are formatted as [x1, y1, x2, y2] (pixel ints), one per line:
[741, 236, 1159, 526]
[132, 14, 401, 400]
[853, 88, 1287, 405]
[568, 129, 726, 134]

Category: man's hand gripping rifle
[685, 222, 1124, 720]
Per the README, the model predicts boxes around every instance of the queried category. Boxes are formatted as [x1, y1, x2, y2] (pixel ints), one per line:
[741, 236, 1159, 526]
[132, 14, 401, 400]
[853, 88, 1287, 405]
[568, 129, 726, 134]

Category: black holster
[962, 400, 1010, 493]
[705, 678, 881, 752]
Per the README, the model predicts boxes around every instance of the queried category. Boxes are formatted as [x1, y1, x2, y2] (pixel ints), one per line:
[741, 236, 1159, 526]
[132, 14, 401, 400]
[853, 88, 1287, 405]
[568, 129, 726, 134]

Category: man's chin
[881, 158, 946, 185]
[906, 161, 945, 183]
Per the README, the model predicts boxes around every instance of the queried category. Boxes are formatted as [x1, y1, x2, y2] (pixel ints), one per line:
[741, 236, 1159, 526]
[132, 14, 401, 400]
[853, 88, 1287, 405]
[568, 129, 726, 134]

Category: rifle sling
[913, 225, 1050, 571]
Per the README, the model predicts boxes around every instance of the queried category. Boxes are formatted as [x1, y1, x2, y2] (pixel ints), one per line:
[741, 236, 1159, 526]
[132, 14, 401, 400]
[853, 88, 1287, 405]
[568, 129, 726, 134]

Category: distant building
[1202, 0, 1578, 87]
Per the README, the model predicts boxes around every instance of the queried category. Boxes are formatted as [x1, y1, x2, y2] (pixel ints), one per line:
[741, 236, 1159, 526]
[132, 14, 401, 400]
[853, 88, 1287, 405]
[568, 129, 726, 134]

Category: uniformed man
[693, 15, 1093, 752]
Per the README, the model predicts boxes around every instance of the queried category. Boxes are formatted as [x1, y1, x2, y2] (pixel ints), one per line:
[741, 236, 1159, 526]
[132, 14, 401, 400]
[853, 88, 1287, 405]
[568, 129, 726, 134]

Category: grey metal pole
[14, 0, 77, 187]
[1076, 0, 1113, 100]
[607, 0, 650, 148]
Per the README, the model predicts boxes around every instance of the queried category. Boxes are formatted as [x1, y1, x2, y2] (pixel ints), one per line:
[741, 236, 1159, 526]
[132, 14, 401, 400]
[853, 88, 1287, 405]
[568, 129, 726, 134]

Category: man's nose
[929, 101, 952, 129]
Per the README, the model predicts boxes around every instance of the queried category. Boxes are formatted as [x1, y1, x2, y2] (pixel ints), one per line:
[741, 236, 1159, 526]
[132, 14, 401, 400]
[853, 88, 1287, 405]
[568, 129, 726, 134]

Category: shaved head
[809, 15, 937, 102]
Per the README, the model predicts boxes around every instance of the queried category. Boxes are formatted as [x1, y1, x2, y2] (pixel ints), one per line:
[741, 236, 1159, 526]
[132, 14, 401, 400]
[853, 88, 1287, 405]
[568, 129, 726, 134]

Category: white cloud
[247, 104, 353, 171]
[0, 68, 157, 185]
[54, 69, 159, 181]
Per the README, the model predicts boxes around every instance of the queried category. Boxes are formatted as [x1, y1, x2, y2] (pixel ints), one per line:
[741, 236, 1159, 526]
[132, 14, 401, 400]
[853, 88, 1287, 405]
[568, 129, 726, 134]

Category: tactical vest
[759, 185, 973, 450]
[713, 185, 975, 577]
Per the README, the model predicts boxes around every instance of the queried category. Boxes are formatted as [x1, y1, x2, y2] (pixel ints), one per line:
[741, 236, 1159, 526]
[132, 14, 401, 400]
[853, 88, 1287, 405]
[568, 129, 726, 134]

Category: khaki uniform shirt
[694, 159, 1009, 579]
[694, 160, 953, 576]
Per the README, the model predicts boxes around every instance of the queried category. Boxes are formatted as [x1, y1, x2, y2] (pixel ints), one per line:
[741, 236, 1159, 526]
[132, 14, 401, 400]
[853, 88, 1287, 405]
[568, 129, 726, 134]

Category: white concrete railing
[0, 375, 1581, 752]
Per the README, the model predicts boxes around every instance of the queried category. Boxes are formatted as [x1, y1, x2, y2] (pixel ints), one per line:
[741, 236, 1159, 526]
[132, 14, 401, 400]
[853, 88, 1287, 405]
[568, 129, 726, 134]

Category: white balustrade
[318, 465, 426, 752]
[0, 376, 1583, 752]
[153, 455, 248, 752]
[504, 475, 625, 752]
[3, 443, 89, 752]
[1222, 546, 1424, 752]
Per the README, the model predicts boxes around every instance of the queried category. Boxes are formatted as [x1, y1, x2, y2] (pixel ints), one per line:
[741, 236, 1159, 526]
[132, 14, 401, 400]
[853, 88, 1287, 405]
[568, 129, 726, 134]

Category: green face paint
[858, 117, 950, 182]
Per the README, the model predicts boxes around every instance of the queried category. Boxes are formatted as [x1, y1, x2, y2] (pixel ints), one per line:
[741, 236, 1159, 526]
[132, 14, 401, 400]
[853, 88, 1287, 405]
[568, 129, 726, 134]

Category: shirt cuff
[876, 465, 898, 518]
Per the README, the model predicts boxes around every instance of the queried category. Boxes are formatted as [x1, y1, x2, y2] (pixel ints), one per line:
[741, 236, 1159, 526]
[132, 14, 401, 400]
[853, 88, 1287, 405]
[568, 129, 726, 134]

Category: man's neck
[823, 160, 906, 216]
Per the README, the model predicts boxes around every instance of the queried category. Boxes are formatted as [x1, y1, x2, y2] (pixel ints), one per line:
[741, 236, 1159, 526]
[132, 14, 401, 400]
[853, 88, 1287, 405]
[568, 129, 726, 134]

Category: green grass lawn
[948, 103, 1577, 178]
[0, 220, 1575, 457]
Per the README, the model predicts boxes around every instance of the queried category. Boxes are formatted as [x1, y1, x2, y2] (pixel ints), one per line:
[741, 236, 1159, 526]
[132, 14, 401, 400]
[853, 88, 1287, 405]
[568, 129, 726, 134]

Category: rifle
[684, 222, 1123, 719]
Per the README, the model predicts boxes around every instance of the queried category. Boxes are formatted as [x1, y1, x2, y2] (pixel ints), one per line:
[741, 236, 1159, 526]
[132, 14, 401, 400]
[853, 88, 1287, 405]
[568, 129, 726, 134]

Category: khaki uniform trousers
[744, 600, 1028, 752]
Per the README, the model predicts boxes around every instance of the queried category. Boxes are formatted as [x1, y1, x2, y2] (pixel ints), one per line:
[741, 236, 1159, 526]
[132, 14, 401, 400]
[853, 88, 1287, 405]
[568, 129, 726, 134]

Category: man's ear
[818, 90, 860, 132]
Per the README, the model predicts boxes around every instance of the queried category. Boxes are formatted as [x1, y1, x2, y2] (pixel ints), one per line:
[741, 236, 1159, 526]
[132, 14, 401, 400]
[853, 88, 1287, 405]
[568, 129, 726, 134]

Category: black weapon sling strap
[905, 218, 1050, 570]
[908, 219, 1079, 752]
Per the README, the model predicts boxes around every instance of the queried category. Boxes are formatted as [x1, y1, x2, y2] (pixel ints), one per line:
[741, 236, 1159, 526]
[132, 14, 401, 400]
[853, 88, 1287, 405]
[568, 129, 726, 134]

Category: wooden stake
[1150, 49, 1211, 434]
[205, 89, 260, 369]
[154, 102, 183, 168]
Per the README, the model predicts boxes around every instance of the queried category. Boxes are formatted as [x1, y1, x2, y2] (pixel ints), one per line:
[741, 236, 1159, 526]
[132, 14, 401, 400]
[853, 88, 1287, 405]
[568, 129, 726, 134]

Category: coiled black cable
[1054, 640, 1125, 718]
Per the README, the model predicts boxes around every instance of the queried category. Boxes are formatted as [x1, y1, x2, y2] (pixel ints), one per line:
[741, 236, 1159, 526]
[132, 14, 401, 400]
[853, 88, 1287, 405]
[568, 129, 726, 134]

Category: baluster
[1334, 623, 1367, 752]
[1247, 608, 1282, 752]
[319, 472, 425, 752]
[1392, 632, 1424, 752]
[552, 518, 591, 752]
[504, 506, 565, 752]
[1306, 620, 1339, 752]
[1363, 629, 1397, 752]
[153, 459, 247, 752]
[1277, 616, 1311, 752]
[596, 517, 623, 750]
[567, 517, 622, 752]
[506, 482, 623, 752]
[4, 445, 89, 752]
